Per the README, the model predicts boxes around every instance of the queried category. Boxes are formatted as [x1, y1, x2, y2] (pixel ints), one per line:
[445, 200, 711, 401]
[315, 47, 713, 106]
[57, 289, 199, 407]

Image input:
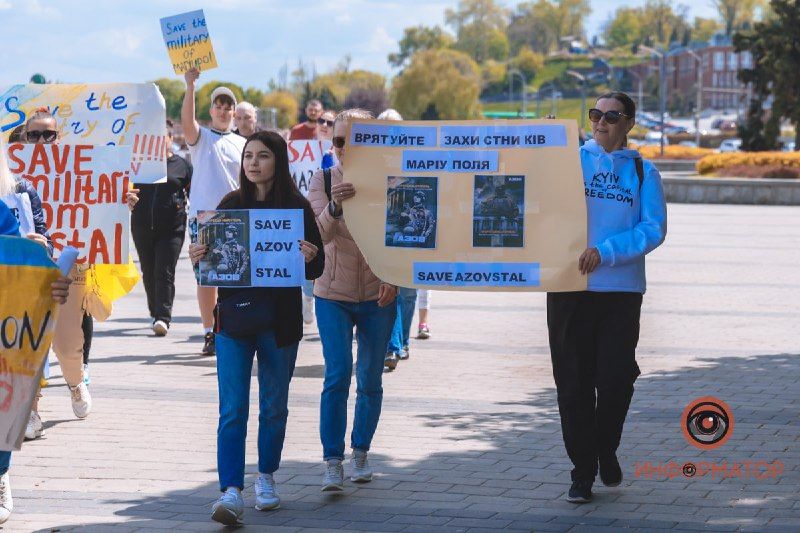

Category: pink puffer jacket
[308, 165, 383, 302]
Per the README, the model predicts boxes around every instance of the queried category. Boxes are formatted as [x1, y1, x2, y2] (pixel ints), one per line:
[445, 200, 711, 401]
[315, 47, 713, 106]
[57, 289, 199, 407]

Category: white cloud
[0, 1, 12, 10]
[368, 26, 395, 53]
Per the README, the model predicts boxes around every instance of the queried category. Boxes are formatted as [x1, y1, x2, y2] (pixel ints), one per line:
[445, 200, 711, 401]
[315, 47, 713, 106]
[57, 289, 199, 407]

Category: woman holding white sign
[547, 92, 667, 503]
[307, 108, 398, 492]
[188, 131, 323, 525]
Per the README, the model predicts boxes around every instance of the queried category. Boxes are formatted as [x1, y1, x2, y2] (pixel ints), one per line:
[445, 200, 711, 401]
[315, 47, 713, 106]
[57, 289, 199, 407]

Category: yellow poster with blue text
[0, 237, 60, 451]
[160, 9, 218, 75]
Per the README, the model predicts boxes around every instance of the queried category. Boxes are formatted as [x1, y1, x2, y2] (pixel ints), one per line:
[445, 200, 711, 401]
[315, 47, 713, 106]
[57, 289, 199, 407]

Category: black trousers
[547, 291, 643, 482]
[131, 222, 186, 324]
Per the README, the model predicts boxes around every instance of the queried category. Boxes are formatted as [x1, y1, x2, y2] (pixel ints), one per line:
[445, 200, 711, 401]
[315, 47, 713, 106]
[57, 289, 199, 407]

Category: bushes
[631, 145, 715, 160]
[696, 152, 800, 176]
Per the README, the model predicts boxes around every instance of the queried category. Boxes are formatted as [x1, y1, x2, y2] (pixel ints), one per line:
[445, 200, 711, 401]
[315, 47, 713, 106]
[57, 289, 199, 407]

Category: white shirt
[187, 126, 246, 218]
[1, 191, 34, 235]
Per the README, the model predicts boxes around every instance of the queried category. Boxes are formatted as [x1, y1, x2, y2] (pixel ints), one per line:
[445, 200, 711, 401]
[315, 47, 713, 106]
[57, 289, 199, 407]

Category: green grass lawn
[483, 98, 588, 125]
[532, 58, 593, 89]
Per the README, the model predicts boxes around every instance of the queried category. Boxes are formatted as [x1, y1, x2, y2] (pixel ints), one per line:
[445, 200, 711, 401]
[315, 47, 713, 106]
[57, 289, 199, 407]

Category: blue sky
[0, 0, 718, 89]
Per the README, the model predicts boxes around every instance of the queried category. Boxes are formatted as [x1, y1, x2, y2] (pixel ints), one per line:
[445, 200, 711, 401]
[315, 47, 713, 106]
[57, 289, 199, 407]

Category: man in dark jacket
[131, 120, 192, 336]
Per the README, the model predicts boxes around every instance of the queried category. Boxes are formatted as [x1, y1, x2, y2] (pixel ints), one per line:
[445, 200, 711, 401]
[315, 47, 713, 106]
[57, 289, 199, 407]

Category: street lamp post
[640, 44, 667, 157]
[627, 68, 645, 113]
[566, 70, 587, 132]
[507, 67, 527, 117]
[685, 49, 703, 148]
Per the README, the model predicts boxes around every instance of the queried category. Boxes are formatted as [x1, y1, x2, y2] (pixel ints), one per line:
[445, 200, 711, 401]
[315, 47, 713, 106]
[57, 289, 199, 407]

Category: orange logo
[681, 397, 734, 450]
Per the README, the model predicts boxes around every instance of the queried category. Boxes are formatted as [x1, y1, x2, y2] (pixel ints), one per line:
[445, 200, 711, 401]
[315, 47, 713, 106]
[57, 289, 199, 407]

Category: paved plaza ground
[3, 203, 799, 532]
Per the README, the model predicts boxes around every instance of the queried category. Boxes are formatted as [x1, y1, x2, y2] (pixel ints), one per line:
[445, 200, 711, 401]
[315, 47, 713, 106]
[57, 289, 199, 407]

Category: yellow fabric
[84, 257, 141, 321]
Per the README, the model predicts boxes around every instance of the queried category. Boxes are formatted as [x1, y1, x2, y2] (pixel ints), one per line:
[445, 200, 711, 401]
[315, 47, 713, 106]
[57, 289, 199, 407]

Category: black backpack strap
[323, 168, 332, 202]
[634, 157, 645, 189]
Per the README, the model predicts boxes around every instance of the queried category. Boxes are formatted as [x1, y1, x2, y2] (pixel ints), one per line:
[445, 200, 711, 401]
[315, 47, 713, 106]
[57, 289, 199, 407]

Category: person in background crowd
[547, 92, 667, 503]
[375, 109, 418, 371]
[308, 108, 398, 492]
[416, 291, 431, 339]
[181, 67, 246, 356]
[289, 99, 323, 140]
[189, 131, 324, 525]
[233, 102, 258, 138]
[131, 120, 192, 337]
[17, 109, 137, 439]
[299, 108, 338, 325]
[0, 202, 71, 524]
[7, 125, 25, 143]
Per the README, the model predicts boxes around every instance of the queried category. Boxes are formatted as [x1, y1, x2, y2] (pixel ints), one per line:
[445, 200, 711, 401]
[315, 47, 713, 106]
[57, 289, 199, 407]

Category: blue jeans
[316, 296, 396, 460]
[387, 287, 418, 353]
[215, 330, 299, 491]
[0, 451, 10, 476]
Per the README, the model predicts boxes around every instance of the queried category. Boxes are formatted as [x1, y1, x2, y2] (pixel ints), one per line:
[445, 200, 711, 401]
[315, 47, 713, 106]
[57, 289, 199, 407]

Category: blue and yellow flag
[0, 236, 60, 451]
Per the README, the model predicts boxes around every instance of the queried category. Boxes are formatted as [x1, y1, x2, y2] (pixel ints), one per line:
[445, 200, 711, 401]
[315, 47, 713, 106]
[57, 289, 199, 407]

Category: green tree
[531, 0, 592, 49]
[152, 78, 185, 119]
[445, 0, 509, 63]
[388, 25, 454, 68]
[194, 81, 245, 121]
[391, 49, 482, 119]
[692, 16, 722, 42]
[510, 46, 545, 82]
[445, 0, 507, 33]
[603, 8, 642, 48]
[261, 91, 299, 130]
[507, 2, 557, 54]
[480, 59, 508, 96]
[734, 0, 799, 149]
[243, 87, 264, 106]
[712, 0, 764, 36]
[306, 69, 386, 111]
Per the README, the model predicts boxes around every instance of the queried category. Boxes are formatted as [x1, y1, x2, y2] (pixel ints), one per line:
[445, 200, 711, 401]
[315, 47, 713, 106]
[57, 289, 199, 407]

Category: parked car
[718, 138, 742, 152]
[782, 141, 796, 152]
[678, 141, 698, 148]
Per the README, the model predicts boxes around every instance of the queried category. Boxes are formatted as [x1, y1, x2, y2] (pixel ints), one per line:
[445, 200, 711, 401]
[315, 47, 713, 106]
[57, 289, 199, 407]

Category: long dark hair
[238, 130, 306, 208]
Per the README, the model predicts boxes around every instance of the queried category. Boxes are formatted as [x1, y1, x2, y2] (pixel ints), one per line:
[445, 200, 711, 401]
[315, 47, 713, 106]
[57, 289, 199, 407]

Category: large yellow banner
[0, 236, 60, 451]
[342, 119, 587, 292]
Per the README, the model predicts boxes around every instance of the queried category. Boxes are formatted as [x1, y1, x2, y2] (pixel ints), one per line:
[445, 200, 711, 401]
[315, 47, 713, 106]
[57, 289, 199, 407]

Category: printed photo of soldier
[385, 176, 437, 249]
[198, 210, 251, 286]
[473, 175, 525, 248]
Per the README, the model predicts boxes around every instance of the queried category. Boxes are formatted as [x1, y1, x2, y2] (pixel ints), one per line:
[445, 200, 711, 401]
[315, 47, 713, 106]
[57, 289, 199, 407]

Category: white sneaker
[350, 449, 373, 483]
[211, 487, 244, 525]
[255, 473, 280, 511]
[321, 459, 344, 491]
[0, 472, 12, 524]
[70, 382, 92, 419]
[24, 411, 43, 440]
[302, 295, 315, 325]
[152, 320, 168, 337]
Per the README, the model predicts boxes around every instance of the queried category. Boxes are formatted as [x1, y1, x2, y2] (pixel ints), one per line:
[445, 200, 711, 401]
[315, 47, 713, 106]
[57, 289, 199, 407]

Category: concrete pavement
[3, 203, 799, 532]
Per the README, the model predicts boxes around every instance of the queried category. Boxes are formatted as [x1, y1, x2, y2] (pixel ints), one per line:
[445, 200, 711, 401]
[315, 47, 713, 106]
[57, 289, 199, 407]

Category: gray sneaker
[255, 473, 280, 511]
[211, 488, 244, 525]
[321, 459, 344, 491]
[350, 449, 373, 483]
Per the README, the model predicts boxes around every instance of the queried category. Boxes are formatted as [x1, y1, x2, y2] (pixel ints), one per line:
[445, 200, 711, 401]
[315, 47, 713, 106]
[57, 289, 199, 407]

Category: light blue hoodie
[580, 139, 667, 294]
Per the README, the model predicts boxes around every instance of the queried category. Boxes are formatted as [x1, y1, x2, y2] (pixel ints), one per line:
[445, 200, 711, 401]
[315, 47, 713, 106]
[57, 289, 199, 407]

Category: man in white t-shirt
[181, 67, 246, 356]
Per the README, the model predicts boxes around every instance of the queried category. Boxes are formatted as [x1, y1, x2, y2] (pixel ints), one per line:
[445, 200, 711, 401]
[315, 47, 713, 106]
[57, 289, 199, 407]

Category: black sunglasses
[26, 129, 58, 143]
[588, 108, 630, 125]
[332, 136, 346, 149]
[317, 118, 335, 127]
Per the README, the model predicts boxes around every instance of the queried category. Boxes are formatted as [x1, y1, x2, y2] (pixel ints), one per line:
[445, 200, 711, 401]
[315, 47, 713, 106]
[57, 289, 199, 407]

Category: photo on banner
[385, 176, 437, 249]
[342, 119, 587, 292]
[6, 143, 133, 264]
[197, 208, 305, 288]
[473, 175, 525, 248]
[160, 9, 218, 75]
[0, 83, 167, 183]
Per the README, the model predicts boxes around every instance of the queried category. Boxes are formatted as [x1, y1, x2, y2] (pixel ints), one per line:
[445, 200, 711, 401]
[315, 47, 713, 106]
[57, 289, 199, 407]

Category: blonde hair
[335, 108, 373, 125]
[377, 108, 402, 121]
[0, 136, 17, 197]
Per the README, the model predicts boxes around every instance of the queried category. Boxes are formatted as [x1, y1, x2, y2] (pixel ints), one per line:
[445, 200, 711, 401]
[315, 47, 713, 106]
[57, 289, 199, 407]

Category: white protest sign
[288, 140, 332, 196]
[197, 209, 304, 287]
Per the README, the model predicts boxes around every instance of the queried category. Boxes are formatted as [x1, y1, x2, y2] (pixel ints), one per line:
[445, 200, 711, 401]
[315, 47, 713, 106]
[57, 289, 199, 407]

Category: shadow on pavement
[30, 352, 800, 532]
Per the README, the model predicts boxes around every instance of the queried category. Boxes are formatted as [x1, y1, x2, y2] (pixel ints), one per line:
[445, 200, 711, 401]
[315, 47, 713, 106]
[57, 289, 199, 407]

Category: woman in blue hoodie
[548, 92, 667, 503]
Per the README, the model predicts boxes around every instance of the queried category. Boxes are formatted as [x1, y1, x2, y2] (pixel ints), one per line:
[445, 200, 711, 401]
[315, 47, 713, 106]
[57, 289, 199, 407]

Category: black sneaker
[398, 346, 410, 360]
[384, 352, 398, 371]
[566, 479, 593, 503]
[599, 454, 622, 487]
[202, 332, 216, 356]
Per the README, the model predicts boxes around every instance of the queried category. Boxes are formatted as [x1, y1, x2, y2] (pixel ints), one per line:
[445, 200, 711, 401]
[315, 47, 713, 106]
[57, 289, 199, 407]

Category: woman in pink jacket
[307, 108, 398, 491]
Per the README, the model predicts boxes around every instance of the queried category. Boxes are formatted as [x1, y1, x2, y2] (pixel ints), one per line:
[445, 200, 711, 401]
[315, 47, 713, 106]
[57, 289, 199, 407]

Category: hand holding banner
[0, 236, 60, 451]
[160, 9, 218, 75]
